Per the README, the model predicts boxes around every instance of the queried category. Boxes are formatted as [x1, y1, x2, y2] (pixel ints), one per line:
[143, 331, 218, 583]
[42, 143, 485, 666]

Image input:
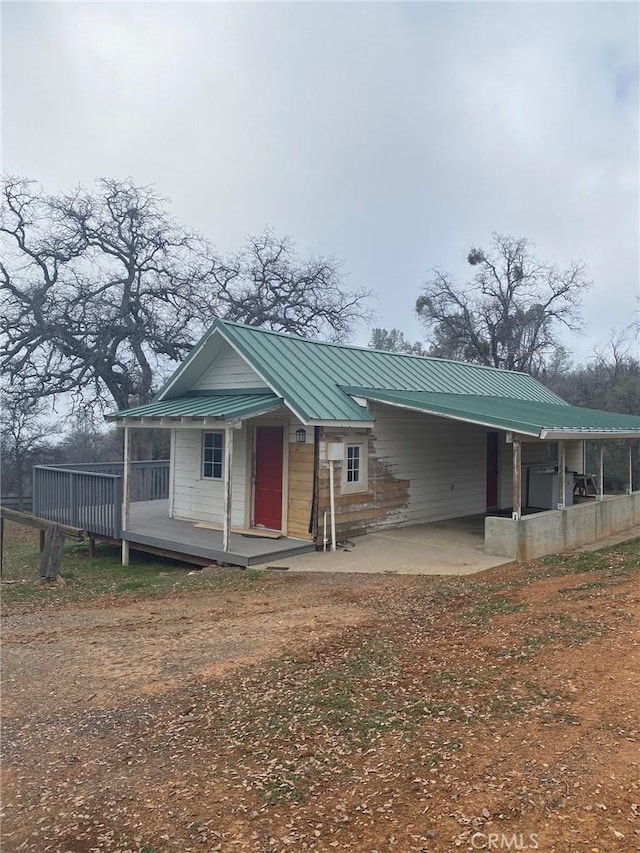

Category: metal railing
[32, 460, 170, 538]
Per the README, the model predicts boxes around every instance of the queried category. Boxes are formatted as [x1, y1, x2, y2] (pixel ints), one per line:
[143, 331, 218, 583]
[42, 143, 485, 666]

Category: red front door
[253, 426, 284, 530]
[486, 431, 499, 509]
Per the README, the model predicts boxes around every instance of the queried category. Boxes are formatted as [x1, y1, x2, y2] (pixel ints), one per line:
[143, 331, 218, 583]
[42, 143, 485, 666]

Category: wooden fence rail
[0, 506, 84, 581]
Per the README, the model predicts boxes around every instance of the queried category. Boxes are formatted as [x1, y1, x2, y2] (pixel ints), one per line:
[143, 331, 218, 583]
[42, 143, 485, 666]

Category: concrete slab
[255, 518, 514, 576]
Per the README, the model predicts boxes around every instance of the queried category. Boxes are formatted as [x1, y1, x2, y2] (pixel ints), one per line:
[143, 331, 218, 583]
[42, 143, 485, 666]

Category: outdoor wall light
[295, 428, 307, 443]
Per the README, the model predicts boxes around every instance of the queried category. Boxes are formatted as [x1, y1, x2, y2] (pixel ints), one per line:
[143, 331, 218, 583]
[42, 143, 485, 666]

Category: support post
[597, 441, 604, 502]
[223, 426, 234, 553]
[168, 428, 176, 518]
[627, 440, 633, 495]
[40, 524, 65, 582]
[328, 460, 337, 551]
[557, 441, 566, 510]
[122, 425, 132, 566]
[512, 438, 521, 520]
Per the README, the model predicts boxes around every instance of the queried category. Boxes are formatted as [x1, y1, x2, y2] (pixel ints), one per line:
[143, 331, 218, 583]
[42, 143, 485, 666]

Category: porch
[124, 500, 315, 567]
[32, 462, 315, 568]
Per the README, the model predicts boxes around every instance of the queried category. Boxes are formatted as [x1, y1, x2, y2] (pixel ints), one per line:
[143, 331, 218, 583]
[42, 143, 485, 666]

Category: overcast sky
[3, 1, 639, 364]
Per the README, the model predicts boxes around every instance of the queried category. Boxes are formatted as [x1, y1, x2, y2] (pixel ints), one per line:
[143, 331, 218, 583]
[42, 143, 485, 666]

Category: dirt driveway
[2, 541, 640, 853]
[2, 572, 380, 717]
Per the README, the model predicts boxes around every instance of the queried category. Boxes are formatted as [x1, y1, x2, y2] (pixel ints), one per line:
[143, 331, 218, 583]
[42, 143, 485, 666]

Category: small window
[346, 444, 361, 484]
[342, 441, 368, 494]
[202, 431, 224, 479]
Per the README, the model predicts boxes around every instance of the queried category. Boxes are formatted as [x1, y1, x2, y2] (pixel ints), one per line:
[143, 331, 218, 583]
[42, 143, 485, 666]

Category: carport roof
[344, 387, 640, 439]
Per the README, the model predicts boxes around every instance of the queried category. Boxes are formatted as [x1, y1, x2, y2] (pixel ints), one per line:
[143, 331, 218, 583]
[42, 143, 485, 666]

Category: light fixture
[295, 428, 307, 443]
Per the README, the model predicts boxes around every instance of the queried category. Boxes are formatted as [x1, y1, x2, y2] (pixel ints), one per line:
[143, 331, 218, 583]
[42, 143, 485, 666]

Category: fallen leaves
[2, 539, 640, 852]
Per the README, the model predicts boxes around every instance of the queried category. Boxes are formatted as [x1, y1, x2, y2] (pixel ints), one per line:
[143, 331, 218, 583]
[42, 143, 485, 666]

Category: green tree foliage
[368, 327, 425, 355]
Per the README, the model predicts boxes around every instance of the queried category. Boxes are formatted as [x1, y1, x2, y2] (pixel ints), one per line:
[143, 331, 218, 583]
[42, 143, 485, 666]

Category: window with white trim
[346, 444, 361, 483]
[202, 431, 224, 479]
[342, 441, 368, 494]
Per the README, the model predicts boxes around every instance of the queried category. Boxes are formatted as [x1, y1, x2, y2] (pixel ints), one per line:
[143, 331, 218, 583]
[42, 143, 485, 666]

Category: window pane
[203, 432, 224, 479]
[346, 444, 360, 483]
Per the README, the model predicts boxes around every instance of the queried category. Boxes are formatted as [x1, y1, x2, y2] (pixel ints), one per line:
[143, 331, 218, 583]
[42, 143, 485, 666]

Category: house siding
[372, 405, 487, 524]
[318, 404, 488, 540]
[192, 345, 268, 391]
[172, 426, 248, 527]
[318, 426, 409, 541]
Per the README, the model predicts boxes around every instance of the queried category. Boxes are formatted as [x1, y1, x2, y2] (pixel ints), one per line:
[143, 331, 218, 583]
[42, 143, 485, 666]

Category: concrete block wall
[485, 492, 640, 561]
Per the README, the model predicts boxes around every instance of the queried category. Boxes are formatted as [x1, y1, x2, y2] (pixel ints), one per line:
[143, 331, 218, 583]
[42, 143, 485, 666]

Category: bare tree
[416, 233, 590, 374]
[216, 230, 371, 342]
[1, 177, 370, 413]
[1, 177, 212, 411]
[0, 390, 61, 509]
[546, 326, 640, 414]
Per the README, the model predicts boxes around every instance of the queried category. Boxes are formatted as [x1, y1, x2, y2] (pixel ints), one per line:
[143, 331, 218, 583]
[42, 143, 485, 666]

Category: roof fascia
[306, 419, 374, 429]
[541, 428, 640, 440]
[108, 398, 286, 426]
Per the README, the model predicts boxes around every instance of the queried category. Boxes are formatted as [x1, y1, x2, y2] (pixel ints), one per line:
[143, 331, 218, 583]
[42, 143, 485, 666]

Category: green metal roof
[345, 388, 640, 438]
[164, 319, 563, 423]
[115, 321, 640, 436]
[108, 391, 283, 422]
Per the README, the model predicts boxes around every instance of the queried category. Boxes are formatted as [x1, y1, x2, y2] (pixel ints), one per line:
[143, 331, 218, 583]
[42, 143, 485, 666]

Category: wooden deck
[123, 501, 316, 567]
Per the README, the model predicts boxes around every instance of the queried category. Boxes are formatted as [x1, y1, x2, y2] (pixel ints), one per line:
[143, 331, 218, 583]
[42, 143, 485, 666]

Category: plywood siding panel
[172, 427, 247, 527]
[192, 345, 268, 391]
[287, 441, 315, 540]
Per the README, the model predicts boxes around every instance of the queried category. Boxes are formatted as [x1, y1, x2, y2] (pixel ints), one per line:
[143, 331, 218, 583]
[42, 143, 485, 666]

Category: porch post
[557, 440, 566, 510]
[223, 426, 234, 553]
[122, 425, 132, 566]
[168, 428, 176, 518]
[512, 437, 522, 520]
[627, 440, 634, 495]
[597, 441, 604, 501]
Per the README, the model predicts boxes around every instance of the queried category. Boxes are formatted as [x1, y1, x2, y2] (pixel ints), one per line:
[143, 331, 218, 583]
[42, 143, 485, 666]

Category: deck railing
[32, 460, 170, 538]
